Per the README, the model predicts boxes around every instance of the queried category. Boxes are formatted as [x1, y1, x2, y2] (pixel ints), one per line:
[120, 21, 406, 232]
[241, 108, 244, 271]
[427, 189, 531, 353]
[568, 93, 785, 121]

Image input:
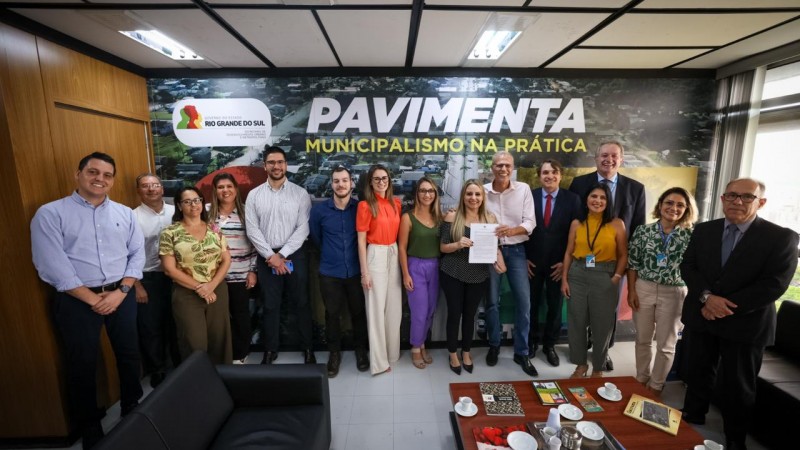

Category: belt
[498, 242, 523, 248]
[88, 280, 122, 293]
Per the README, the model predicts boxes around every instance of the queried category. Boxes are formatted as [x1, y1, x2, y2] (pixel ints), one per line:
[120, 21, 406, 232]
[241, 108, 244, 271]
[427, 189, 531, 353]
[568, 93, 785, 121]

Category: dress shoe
[528, 343, 538, 358]
[603, 355, 614, 371]
[449, 361, 462, 375]
[355, 348, 369, 372]
[261, 351, 278, 364]
[81, 421, 105, 449]
[513, 354, 539, 377]
[681, 411, 706, 425]
[461, 352, 473, 373]
[486, 345, 500, 366]
[304, 349, 317, 364]
[149, 372, 166, 388]
[544, 348, 560, 366]
[327, 351, 341, 378]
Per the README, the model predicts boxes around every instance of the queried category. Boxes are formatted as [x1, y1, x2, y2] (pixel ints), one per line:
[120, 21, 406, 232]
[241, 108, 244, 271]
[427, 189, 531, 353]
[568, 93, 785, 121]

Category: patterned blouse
[627, 221, 692, 286]
[439, 222, 491, 284]
[213, 209, 257, 282]
[159, 222, 228, 283]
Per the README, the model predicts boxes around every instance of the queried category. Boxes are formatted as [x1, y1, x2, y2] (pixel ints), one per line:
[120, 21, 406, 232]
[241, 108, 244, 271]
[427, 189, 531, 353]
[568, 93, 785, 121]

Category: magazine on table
[568, 386, 604, 412]
[479, 383, 525, 416]
[623, 393, 682, 435]
[532, 380, 570, 405]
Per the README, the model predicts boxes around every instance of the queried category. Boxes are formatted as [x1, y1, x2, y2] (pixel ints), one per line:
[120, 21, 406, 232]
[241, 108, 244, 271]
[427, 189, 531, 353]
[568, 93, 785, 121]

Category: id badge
[656, 253, 668, 267]
[585, 254, 596, 268]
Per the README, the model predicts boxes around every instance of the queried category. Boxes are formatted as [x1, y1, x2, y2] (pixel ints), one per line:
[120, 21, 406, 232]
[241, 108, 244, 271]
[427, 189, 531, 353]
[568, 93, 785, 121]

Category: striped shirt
[245, 179, 311, 259]
[213, 209, 257, 282]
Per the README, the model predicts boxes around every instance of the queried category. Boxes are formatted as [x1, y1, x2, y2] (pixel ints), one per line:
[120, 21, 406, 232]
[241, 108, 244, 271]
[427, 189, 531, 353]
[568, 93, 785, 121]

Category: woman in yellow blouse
[561, 183, 627, 378]
[159, 186, 232, 364]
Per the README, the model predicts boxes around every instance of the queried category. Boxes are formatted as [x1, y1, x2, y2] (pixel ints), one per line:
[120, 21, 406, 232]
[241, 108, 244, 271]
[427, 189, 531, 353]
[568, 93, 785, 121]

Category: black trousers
[256, 244, 312, 351]
[53, 290, 143, 428]
[528, 270, 563, 349]
[683, 329, 764, 447]
[136, 271, 180, 375]
[441, 271, 487, 353]
[318, 274, 368, 351]
[227, 281, 253, 360]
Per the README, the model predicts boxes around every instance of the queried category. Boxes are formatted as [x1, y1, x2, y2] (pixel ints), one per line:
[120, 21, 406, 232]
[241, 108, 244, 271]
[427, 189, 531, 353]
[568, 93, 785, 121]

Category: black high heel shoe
[461, 351, 474, 373]
[449, 354, 462, 375]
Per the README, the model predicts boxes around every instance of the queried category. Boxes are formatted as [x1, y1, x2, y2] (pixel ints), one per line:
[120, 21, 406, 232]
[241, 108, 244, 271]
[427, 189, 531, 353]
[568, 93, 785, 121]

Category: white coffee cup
[542, 426, 557, 440]
[604, 382, 620, 397]
[458, 396, 472, 410]
[548, 436, 562, 450]
[694, 445, 706, 450]
[703, 439, 723, 450]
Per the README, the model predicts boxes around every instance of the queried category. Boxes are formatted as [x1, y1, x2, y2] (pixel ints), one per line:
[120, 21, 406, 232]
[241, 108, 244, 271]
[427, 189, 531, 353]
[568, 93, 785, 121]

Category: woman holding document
[561, 183, 627, 379]
[439, 180, 506, 375]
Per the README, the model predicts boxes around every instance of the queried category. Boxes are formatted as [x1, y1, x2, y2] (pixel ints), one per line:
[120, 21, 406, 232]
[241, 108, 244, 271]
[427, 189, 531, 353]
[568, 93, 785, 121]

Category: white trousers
[364, 243, 402, 374]
[632, 278, 687, 390]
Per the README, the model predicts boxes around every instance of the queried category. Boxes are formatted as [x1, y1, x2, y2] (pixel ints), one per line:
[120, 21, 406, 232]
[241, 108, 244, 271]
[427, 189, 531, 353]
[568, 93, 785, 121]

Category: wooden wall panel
[0, 24, 151, 441]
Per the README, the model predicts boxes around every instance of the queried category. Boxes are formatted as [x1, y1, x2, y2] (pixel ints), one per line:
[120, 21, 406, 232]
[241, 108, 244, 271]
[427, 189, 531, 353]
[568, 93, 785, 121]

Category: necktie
[600, 179, 614, 212]
[721, 224, 739, 266]
[544, 194, 552, 227]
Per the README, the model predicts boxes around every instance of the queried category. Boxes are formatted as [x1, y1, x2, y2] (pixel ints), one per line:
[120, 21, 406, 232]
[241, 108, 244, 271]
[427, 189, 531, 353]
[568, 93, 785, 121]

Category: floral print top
[159, 222, 228, 283]
[627, 221, 692, 286]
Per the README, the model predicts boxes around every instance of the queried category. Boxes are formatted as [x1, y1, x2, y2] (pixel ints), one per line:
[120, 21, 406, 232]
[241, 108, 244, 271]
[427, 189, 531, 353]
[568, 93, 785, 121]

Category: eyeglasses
[418, 188, 436, 195]
[265, 160, 286, 166]
[372, 176, 389, 183]
[139, 183, 162, 189]
[662, 200, 687, 209]
[722, 192, 759, 203]
[180, 197, 203, 206]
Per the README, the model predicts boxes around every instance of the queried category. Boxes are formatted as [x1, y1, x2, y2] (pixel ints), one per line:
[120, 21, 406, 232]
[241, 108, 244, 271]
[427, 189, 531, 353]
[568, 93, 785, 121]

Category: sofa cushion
[757, 357, 800, 384]
[94, 411, 168, 450]
[136, 351, 234, 449]
[209, 405, 328, 450]
[774, 300, 800, 360]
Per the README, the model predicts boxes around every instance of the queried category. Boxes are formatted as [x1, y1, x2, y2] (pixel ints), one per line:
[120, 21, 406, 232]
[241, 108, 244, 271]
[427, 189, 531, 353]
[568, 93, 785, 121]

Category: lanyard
[657, 221, 675, 254]
[585, 219, 603, 253]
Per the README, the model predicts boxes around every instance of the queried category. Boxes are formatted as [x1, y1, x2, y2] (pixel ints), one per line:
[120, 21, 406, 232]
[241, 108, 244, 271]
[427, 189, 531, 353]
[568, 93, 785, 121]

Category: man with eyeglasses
[680, 178, 798, 450]
[484, 151, 538, 376]
[569, 140, 646, 371]
[246, 146, 315, 365]
[31, 152, 144, 448]
[132, 173, 180, 388]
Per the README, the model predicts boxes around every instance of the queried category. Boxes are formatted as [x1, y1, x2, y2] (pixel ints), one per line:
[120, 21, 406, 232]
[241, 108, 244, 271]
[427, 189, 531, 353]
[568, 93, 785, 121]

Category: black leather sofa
[752, 300, 800, 448]
[95, 351, 331, 450]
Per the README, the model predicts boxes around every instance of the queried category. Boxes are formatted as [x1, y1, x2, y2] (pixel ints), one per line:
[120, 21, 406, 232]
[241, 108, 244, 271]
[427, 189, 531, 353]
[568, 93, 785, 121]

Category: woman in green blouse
[627, 187, 697, 395]
[160, 186, 232, 364]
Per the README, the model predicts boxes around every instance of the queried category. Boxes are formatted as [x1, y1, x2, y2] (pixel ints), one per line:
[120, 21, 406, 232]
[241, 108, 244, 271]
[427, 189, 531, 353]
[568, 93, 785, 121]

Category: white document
[468, 223, 499, 264]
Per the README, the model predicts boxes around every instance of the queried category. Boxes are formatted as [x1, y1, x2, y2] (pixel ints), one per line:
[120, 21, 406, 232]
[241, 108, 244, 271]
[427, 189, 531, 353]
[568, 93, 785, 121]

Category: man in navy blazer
[525, 160, 580, 367]
[680, 178, 798, 450]
[568, 140, 646, 370]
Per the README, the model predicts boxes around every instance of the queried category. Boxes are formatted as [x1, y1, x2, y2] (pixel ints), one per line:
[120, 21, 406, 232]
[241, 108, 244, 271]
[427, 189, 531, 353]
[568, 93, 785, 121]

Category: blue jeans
[486, 244, 531, 356]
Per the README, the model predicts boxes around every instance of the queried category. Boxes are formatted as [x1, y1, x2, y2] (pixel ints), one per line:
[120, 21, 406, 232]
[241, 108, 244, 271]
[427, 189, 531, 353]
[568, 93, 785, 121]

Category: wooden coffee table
[449, 376, 703, 450]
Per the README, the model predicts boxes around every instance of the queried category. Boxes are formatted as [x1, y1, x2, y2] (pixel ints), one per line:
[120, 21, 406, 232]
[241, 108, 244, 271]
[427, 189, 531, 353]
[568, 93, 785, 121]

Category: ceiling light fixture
[119, 29, 203, 61]
[468, 30, 521, 60]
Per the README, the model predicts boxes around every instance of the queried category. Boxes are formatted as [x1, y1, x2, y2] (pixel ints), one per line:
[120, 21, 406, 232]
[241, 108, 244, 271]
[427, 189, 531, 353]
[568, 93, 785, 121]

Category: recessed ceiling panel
[497, 12, 609, 67]
[586, 13, 799, 47]
[529, 0, 630, 7]
[132, 9, 266, 67]
[218, 10, 338, 67]
[551, 48, 711, 69]
[676, 19, 800, 69]
[317, 10, 410, 66]
[638, 0, 800, 8]
[11, 9, 186, 68]
[87, 0, 193, 3]
[427, 1, 525, 6]
[413, 10, 490, 66]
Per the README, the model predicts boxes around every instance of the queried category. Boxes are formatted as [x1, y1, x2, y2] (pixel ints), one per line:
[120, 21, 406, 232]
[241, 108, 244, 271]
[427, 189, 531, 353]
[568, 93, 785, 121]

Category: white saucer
[558, 403, 584, 420]
[576, 421, 605, 441]
[454, 402, 478, 417]
[507, 431, 538, 450]
[597, 386, 623, 402]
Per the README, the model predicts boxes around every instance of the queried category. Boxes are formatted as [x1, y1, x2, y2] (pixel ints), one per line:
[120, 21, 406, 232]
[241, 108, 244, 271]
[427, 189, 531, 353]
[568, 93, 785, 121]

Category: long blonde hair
[362, 164, 395, 217]
[451, 179, 495, 241]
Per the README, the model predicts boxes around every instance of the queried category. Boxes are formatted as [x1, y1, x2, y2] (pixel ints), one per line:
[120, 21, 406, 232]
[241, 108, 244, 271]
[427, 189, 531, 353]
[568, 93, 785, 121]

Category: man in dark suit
[568, 140, 646, 370]
[525, 159, 580, 367]
[680, 178, 798, 450]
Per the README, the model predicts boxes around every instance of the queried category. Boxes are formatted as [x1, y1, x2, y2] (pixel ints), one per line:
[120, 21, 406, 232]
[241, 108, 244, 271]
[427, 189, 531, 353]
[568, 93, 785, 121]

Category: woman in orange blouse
[357, 164, 402, 375]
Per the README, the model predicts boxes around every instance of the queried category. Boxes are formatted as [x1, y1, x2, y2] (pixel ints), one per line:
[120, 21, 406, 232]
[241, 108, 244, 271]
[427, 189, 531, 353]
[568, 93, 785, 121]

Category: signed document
[468, 223, 499, 264]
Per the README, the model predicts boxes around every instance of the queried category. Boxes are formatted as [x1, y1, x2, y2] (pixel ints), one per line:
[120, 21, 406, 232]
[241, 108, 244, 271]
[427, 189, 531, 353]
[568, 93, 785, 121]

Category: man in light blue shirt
[31, 152, 144, 449]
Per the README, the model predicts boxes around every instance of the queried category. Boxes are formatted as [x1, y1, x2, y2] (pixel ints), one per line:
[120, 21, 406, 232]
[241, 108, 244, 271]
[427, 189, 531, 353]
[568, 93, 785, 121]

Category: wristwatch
[119, 284, 132, 294]
[700, 291, 711, 304]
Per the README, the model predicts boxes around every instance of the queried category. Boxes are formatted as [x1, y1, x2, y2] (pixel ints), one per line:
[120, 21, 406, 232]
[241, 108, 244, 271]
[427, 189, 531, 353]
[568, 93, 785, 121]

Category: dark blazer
[568, 171, 646, 238]
[680, 217, 799, 347]
[525, 188, 581, 274]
